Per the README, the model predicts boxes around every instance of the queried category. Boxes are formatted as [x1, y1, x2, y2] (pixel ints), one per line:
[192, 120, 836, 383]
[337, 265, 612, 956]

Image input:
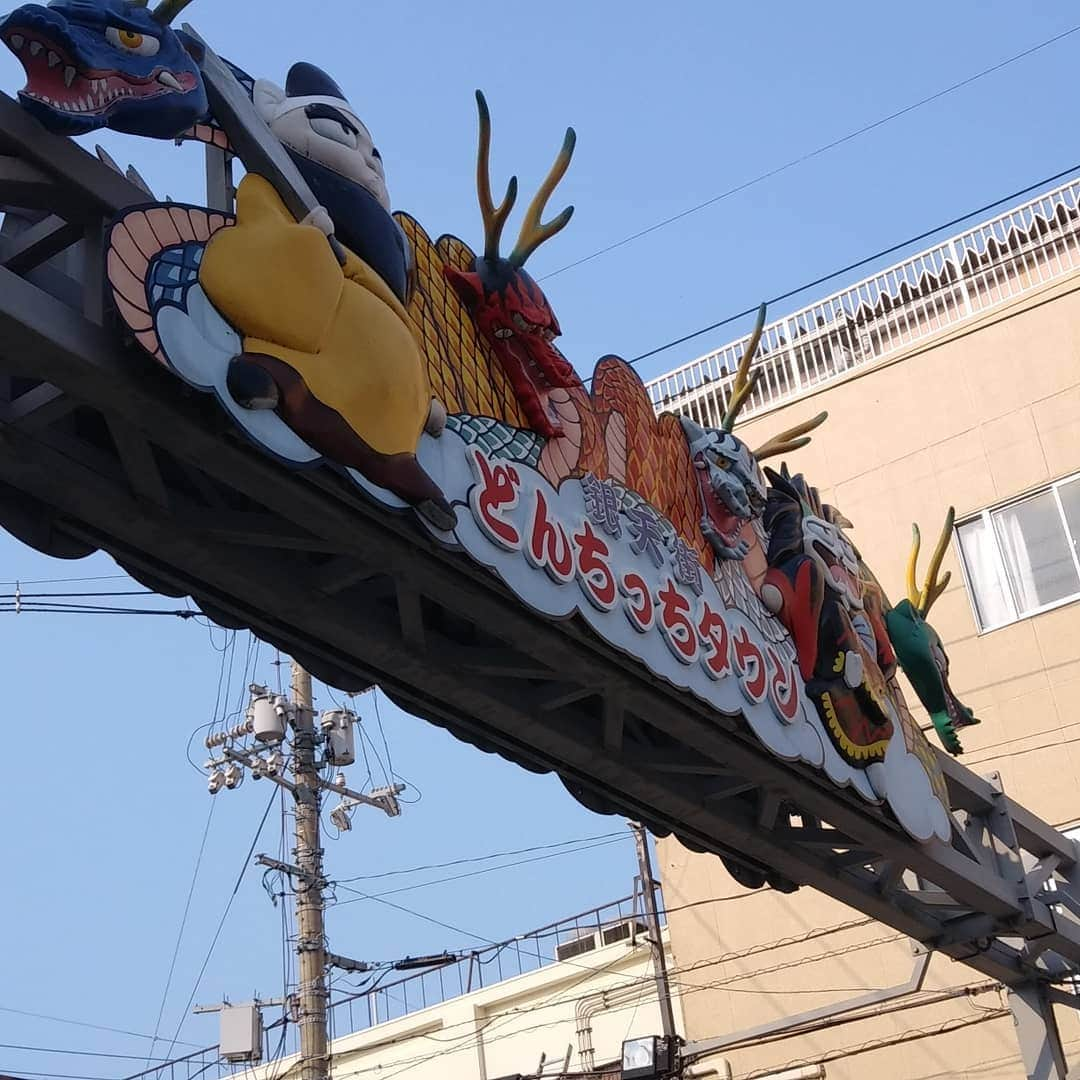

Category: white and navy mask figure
[253, 62, 409, 302]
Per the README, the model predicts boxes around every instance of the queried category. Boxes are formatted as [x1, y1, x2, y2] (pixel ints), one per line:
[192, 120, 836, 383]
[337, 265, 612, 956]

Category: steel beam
[2, 94, 1080, 993]
[1007, 983, 1070, 1080]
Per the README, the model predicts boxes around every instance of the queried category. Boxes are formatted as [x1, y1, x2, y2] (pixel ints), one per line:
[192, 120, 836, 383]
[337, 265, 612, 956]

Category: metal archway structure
[1, 94, 1079, 1077]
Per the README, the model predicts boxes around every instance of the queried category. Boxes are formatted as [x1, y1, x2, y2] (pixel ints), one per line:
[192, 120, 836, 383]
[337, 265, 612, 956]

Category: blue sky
[1, 0, 1079, 1075]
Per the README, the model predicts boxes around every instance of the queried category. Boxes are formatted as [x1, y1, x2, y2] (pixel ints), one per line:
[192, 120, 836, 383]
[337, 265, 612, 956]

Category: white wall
[244, 930, 683, 1080]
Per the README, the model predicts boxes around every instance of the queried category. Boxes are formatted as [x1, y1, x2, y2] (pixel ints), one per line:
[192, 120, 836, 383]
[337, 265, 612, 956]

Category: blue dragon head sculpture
[0, 0, 207, 137]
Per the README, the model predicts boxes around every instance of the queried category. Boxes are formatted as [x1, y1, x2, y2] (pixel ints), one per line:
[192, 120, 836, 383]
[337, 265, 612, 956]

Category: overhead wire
[731, 1010, 1009, 1080]
[0, 573, 128, 586]
[371, 691, 395, 779]
[144, 800, 217, 1067]
[1, 1072, 127, 1080]
[334, 830, 628, 883]
[161, 787, 279, 1060]
[341, 975, 986, 1080]
[124, 1058, 219, 1080]
[0, 1045, 187, 1062]
[539, 22, 1080, 282]
[331, 883, 490, 944]
[613, 159, 1080, 372]
[0, 590, 152, 598]
[0, 1007, 201, 1048]
[331, 835, 630, 904]
[0, 604, 198, 617]
[329, 938, 962, 1080]
[328, 911, 885, 1047]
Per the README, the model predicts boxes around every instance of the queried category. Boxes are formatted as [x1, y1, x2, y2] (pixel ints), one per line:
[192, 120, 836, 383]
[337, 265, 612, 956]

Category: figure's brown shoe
[228, 352, 456, 531]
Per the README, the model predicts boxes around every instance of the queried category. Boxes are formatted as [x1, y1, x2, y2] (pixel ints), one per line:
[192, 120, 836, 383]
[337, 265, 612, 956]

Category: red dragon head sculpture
[444, 91, 580, 439]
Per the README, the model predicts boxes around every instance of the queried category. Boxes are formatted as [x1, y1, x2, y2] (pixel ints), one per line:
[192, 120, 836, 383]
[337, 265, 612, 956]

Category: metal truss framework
[2, 96, 1080, 1025]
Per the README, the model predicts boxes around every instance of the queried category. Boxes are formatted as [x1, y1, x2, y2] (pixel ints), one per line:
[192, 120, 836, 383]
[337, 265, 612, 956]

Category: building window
[956, 474, 1080, 632]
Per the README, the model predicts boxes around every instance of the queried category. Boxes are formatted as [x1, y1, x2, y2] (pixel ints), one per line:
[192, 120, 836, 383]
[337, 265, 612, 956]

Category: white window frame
[955, 472, 1080, 634]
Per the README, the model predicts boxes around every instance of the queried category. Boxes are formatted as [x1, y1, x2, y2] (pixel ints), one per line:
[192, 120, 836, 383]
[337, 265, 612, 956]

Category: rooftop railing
[645, 176, 1080, 428]
[327, 890, 655, 1036]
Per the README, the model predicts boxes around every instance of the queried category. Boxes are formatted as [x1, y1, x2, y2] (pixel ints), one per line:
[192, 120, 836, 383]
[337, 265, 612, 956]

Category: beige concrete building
[233, 895, 687, 1080]
[648, 177, 1080, 1079]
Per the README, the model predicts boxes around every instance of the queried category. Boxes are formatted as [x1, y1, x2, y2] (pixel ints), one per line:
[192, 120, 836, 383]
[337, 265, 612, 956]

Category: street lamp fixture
[622, 1035, 678, 1080]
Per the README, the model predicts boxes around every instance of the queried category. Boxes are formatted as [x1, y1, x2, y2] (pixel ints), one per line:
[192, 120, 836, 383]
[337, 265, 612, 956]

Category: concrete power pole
[291, 660, 329, 1080]
[632, 822, 677, 1041]
[199, 665, 406, 1075]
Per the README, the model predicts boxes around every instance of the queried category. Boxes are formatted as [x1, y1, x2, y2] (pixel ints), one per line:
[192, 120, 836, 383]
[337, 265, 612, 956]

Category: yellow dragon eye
[105, 26, 160, 55]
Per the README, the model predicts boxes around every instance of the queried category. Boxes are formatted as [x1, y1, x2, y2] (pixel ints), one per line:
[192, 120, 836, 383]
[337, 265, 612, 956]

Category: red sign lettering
[468, 449, 521, 550]
[697, 602, 732, 681]
[733, 627, 767, 704]
[573, 520, 617, 611]
[620, 572, 654, 633]
[525, 489, 574, 583]
[767, 647, 800, 724]
[657, 579, 699, 665]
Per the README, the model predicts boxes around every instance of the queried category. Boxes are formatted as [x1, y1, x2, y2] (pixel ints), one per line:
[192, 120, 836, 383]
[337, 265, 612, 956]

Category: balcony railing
[645, 176, 1080, 428]
[327, 890, 655, 1035]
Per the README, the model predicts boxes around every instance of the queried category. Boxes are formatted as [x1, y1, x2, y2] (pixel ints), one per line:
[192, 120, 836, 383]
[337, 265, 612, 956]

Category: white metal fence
[328, 891, 651, 1034]
[645, 177, 1080, 428]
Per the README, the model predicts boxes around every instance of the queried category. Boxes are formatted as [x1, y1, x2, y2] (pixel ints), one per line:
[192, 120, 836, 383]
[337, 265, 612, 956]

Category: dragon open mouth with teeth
[0, 0, 206, 138]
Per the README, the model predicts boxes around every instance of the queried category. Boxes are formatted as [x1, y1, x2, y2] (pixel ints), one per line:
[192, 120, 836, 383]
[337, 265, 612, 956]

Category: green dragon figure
[884, 508, 979, 755]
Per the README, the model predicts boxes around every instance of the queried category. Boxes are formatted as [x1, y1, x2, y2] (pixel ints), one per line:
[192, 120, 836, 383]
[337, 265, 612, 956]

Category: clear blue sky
[1, 0, 1078, 1075]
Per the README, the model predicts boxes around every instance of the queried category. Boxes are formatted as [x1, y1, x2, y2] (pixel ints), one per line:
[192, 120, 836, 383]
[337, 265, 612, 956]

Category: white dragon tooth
[47, 50, 60, 68]
[63, 65, 75, 87]
[9, 34, 24, 49]
[98, 91, 107, 107]
[29, 40, 41, 55]
[156, 70, 183, 91]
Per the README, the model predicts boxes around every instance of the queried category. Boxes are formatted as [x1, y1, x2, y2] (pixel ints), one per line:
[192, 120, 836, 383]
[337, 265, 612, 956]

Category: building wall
[243, 932, 684, 1080]
[658, 269, 1080, 1079]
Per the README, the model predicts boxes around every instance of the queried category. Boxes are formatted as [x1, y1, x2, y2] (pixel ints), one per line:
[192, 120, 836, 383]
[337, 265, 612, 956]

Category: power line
[1, 1072, 124, 1080]
[540, 23, 1080, 282]
[387, 836, 625, 895]
[145, 800, 217, 1066]
[332, 883, 490, 944]
[370, 691, 396, 779]
[161, 788, 278, 1059]
[329, 913, 888, 1056]
[331, 942, 973, 1080]
[121, 1054, 218, 1080]
[0, 590, 152, 598]
[0, 605, 197, 618]
[733, 1010, 1008, 1080]
[335, 830, 627, 883]
[614, 159, 1080, 372]
[0, 1045, 184, 1062]
[0, 574, 128, 586]
[333, 835, 628, 905]
[0, 1007, 201, 1048]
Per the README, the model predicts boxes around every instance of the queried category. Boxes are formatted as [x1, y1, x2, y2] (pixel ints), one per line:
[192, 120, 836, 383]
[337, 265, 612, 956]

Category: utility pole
[291, 660, 329, 1080]
[632, 822, 677, 1041]
[200, 667, 406, 1075]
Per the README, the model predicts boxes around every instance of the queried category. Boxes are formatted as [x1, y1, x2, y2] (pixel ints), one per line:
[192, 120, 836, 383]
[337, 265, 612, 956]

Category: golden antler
[753, 411, 829, 462]
[721, 304, 767, 432]
[474, 91, 519, 264]
[507, 126, 576, 268]
[152, 0, 195, 23]
[907, 506, 956, 616]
